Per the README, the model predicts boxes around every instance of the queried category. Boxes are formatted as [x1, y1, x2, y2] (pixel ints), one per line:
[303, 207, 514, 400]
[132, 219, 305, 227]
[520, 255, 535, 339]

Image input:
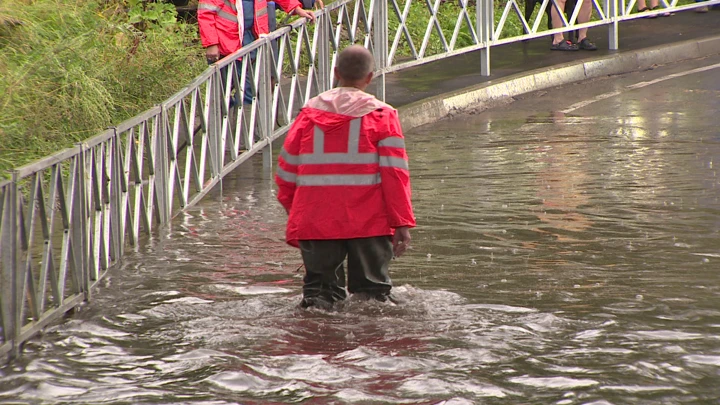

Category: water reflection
[530, 111, 593, 241]
[2, 72, 720, 404]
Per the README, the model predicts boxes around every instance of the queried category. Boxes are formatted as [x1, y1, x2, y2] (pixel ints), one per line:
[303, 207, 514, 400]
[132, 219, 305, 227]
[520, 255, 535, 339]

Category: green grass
[0, 0, 206, 178]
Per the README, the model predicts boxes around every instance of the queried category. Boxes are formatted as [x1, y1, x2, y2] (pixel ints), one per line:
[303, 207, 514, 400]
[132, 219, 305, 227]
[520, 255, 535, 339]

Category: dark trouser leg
[299, 240, 348, 302]
[215, 59, 241, 109]
[268, 2, 279, 61]
[346, 236, 394, 296]
[242, 0, 257, 105]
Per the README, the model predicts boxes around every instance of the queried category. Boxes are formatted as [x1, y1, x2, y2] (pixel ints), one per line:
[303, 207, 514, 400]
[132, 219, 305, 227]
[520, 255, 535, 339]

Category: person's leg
[346, 236, 394, 298]
[637, 0, 657, 11]
[298, 240, 348, 306]
[268, 1, 279, 62]
[550, 0, 568, 44]
[523, 0, 541, 30]
[577, 0, 590, 38]
[575, 0, 596, 49]
[564, 0, 578, 42]
[214, 58, 242, 110]
[549, 0, 578, 50]
[242, 0, 257, 105]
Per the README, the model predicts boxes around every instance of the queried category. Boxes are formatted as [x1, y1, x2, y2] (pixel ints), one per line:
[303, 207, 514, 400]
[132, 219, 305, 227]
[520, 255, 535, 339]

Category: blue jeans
[241, 0, 278, 105]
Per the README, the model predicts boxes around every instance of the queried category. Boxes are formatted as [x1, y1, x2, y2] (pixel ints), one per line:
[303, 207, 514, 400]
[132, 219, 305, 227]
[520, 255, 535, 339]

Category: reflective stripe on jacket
[276, 87, 416, 247]
[198, 0, 300, 56]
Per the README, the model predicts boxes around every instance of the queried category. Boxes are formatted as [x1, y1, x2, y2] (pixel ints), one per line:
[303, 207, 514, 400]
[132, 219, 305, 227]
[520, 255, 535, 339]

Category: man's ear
[365, 72, 374, 84]
[334, 67, 342, 83]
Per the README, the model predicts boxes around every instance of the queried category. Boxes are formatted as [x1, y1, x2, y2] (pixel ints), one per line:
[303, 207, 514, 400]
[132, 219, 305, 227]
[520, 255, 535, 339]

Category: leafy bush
[127, 0, 180, 28]
[0, 0, 206, 177]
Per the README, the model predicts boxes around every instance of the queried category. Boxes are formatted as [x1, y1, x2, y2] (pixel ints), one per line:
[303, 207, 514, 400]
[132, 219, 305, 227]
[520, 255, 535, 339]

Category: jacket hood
[303, 87, 393, 126]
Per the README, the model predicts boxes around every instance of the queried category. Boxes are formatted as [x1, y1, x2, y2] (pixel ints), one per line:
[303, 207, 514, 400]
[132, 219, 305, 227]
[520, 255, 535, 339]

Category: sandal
[576, 38, 598, 51]
[637, 6, 658, 18]
[651, 6, 673, 16]
[550, 40, 579, 51]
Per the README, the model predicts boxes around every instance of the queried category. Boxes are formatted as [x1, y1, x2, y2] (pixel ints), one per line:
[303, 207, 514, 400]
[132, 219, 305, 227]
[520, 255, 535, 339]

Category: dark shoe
[550, 40, 579, 51]
[576, 38, 597, 51]
[299, 296, 334, 311]
[643, 5, 659, 17]
[351, 291, 403, 305]
[637, 6, 653, 17]
[638, 6, 659, 18]
[651, 6, 672, 16]
[374, 292, 405, 305]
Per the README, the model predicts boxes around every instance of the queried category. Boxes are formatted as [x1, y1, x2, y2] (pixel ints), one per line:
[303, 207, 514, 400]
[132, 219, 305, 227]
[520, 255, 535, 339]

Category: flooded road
[2, 55, 720, 404]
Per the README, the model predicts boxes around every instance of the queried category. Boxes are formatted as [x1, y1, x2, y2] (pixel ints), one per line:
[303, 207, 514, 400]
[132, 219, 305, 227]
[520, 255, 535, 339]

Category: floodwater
[2, 57, 720, 404]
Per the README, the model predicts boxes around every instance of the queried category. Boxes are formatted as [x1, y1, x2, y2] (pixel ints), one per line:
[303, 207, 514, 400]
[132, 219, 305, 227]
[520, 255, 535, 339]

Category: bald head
[335, 45, 375, 85]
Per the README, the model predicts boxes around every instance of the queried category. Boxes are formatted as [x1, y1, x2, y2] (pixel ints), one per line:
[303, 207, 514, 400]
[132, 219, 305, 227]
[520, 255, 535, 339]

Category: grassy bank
[0, 0, 206, 178]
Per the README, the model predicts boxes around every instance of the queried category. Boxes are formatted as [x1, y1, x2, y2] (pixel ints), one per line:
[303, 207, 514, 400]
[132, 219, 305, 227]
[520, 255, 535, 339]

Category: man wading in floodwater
[275, 45, 416, 310]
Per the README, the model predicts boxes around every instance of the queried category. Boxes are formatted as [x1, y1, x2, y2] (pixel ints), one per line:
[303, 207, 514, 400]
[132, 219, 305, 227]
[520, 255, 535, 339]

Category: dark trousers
[299, 236, 394, 302]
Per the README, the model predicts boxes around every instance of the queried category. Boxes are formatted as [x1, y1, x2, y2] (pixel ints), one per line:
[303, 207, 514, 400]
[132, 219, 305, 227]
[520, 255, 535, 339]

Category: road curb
[397, 35, 720, 130]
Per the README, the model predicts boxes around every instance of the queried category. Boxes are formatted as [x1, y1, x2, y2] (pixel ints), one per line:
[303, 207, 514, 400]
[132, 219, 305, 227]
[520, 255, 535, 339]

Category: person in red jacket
[276, 45, 416, 310]
[199, 0, 316, 62]
[198, 0, 317, 105]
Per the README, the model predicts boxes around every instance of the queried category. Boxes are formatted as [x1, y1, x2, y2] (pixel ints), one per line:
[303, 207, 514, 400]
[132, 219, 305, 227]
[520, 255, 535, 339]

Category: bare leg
[550, 0, 568, 44]
[577, 0, 592, 41]
[637, 0, 658, 10]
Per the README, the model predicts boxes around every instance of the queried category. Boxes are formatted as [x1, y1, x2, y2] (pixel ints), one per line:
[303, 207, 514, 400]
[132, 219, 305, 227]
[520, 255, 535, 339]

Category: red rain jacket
[198, 0, 301, 57]
[276, 87, 416, 247]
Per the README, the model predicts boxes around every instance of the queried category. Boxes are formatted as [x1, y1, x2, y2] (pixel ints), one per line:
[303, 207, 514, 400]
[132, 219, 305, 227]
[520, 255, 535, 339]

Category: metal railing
[1, 0, 717, 360]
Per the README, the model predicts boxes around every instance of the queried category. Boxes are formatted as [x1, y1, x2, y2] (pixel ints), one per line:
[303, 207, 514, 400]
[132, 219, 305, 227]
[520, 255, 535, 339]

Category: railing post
[260, 40, 274, 169]
[73, 143, 91, 300]
[478, 0, 493, 76]
[608, 0, 619, 50]
[373, 0, 388, 101]
[153, 109, 171, 225]
[1, 172, 19, 359]
[317, 12, 332, 93]
[109, 130, 124, 261]
[207, 65, 223, 179]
